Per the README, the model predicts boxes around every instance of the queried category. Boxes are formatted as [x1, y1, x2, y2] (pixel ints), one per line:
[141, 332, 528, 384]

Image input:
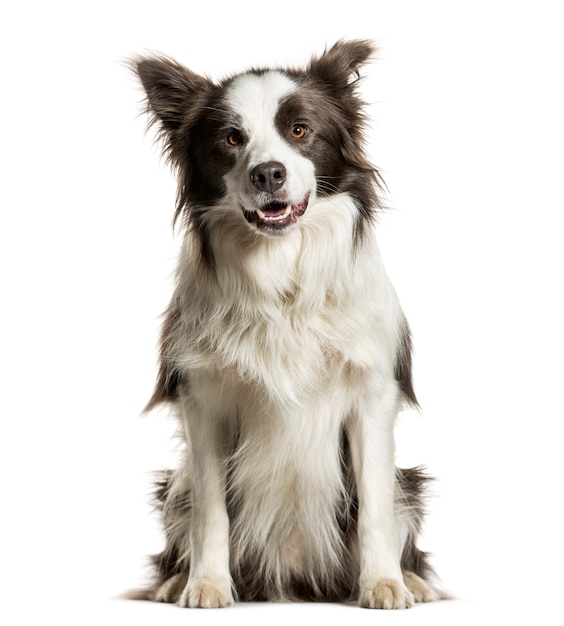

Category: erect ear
[307, 39, 376, 90]
[130, 54, 213, 133]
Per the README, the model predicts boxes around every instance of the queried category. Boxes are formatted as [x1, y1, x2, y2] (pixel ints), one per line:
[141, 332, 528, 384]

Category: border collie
[130, 40, 442, 609]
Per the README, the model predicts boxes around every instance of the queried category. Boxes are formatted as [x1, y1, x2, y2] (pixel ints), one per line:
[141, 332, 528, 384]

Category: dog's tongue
[260, 201, 290, 218]
[256, 202, 292, 223]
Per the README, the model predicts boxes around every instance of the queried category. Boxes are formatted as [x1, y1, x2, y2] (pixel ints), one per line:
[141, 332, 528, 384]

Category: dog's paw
[403, 571, 440, 603]
[178, 576, 234, 608]
[359, 578, 414, 609]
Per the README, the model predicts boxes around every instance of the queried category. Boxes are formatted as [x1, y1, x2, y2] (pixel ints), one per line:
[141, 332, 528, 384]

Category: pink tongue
[262, 202, 288, 217]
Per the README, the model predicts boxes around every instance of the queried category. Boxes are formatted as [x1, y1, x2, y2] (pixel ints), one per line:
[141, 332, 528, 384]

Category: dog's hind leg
[402, 571, 440, 603]
[396, 467, 444, 603]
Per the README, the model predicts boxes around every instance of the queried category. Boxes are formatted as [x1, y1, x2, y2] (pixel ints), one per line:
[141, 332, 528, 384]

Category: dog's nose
[250, 161, 286, 193]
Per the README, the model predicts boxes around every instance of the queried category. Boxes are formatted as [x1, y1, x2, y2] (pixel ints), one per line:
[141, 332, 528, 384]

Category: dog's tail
[397, 466, 449, 599]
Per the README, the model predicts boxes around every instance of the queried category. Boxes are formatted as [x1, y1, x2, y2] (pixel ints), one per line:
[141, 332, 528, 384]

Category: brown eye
[227, 130, 243, 146]
[291, 124, 307, 139]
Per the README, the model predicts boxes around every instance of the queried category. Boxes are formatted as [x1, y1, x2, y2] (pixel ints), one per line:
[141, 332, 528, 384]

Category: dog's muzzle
[243, 193, 310, 232]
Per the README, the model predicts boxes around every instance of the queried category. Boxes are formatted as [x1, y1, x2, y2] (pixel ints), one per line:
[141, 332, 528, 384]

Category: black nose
[250, 161, 286, 193]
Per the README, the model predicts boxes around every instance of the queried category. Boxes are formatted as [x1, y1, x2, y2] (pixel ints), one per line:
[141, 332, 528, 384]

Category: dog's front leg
[348, 382, 414, 609]
[177, 393, 234, 608]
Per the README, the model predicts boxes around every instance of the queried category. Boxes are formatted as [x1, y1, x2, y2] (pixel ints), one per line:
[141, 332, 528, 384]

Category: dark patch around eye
[276, 92, 346, 191]
[276, 94, 314, 138]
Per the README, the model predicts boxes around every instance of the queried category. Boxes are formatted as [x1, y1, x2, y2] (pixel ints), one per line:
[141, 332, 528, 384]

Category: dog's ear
[307, 40, 375, 90]
[131, 55, 212, 134]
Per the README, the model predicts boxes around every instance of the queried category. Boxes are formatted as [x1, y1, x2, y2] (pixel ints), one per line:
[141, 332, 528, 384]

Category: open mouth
[243, 193, 310, 232]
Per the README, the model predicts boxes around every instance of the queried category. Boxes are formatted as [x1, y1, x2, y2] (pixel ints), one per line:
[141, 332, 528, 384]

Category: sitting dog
[130, 40, 442, 609]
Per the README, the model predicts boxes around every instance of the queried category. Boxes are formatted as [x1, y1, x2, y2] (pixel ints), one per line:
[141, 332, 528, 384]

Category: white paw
[359, 578, 414, 609]
[178, 576, 234, 608]
[403, 571, 440, 603]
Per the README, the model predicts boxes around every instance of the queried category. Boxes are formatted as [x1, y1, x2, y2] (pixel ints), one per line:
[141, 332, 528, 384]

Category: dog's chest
[226, 380, 350, 574]
[185, 298, 372, 403]
[175, 219, 398, 401]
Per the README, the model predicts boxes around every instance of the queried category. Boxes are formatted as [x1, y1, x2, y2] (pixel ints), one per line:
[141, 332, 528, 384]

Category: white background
[1, 1, 563, 624]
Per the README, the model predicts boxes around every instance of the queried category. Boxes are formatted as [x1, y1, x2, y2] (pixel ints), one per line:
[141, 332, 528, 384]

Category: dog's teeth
[256, 208, 266, 220]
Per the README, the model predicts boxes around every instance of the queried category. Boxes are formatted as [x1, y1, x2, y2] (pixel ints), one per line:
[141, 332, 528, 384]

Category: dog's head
[132, 41, 380, 253]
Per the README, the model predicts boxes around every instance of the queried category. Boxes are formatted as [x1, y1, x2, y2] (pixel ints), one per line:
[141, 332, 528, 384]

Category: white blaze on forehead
[224, 70, 297, 135]
[222, 70, 315, 209]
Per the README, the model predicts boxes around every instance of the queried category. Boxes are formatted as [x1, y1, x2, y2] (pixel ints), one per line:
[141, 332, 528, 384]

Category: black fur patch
[144, 298, 183, 411]
[395, 318, 419, 407]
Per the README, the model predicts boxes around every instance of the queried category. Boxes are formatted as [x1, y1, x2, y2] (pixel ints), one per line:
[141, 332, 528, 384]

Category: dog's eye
[226, 131, 243, 146]
[291, 124, 308, 139]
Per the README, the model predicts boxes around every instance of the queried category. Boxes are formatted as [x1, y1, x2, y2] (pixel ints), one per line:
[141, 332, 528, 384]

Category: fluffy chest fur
[171, 194, 402, 407]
